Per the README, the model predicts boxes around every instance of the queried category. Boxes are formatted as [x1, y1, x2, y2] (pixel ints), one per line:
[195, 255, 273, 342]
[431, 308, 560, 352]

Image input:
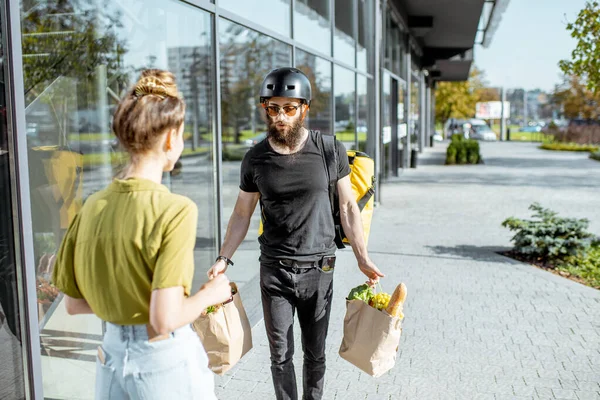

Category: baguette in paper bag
[338, 298, 403, 377]
[193, 283, 253, 375]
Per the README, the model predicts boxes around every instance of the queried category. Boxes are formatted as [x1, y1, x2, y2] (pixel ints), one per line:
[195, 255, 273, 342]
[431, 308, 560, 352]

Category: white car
[470, 124, 497, 141]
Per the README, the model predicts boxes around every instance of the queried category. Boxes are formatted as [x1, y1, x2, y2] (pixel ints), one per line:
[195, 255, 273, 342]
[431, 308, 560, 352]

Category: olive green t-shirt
[52, 178, 198, 325]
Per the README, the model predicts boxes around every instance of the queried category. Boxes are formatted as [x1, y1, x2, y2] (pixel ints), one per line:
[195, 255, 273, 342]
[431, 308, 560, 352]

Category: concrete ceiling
[392, 0, 497, 82]
[401, 0, 485, 48]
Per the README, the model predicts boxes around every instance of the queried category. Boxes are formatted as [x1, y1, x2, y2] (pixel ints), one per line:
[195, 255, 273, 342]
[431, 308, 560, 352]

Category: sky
[474, 0, 589, 92]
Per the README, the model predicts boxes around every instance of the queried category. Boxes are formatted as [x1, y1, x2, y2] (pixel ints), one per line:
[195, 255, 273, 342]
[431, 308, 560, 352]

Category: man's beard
[267, 116, 305, 149]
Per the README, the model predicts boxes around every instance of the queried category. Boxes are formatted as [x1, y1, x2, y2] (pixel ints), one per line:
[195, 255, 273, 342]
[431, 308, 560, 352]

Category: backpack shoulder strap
[315, 131, 345, 249]
[318, 131, 337, 189]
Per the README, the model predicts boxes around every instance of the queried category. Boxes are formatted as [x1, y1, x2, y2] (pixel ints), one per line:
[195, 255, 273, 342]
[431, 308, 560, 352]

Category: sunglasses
[262, 104, 303, 117]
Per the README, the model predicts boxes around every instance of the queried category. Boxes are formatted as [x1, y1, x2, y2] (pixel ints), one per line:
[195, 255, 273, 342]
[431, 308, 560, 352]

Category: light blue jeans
[95, 322, 217, 400]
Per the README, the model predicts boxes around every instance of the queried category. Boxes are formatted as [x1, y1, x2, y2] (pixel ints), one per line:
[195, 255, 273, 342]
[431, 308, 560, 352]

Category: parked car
[520, 125, 542, 133]
[469, 124, 497, 141]
[243, 132, 267, 146]
[443, 118, 470, 139]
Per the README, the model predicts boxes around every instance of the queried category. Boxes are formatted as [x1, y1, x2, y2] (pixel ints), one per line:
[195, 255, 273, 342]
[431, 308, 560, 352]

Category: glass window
[381, 72, 392, 180]
[357, 0, 373, 72]
[219, 0, 291, 38]
[219, 18, 291, 251]
[334, 66, 355, 149]
[357, 75, 369, 152]
[384, 12, 404, 76]
[334, 0, 355, 66]
[295, 50, 332, 135]
[294, 0, 331, 56]
[0, 7, 26, 397]
[398, 79, 407, 156]
[411, 73, 420, 147]
[19, 0, 215, 396]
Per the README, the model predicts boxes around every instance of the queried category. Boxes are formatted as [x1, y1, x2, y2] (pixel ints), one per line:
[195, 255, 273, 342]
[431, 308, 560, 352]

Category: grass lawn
[540, 142, 599, 152]
[489, 124, 552, 142]
[82, 147, 209, 167]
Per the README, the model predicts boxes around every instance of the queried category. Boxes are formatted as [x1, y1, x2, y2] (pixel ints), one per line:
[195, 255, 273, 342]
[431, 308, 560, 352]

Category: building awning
[394, 0, 509, 82]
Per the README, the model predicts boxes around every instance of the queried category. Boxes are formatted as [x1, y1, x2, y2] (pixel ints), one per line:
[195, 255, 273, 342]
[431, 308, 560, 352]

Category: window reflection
[357, 0, 373, 72]
[219, 0, 291, 37]
[381, 72, 391, 180]
[296, 50, 332, 135]
[294, 0, 331, 56]
[218, 18, 291, 262]
[357, 75, 370, 152]
[0, 8, 26, 396]
[384, 12, 404, 76]
[411, 73, 420, 147]
[20, 0, 215, 397]
[334, 0, 355, 66]
[334, 66, 355, 150]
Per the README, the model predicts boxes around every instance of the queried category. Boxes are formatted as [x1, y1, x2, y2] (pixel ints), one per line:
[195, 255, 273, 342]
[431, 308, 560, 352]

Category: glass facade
[411, 71, 421, 149]
[220, 0, 291, 37]
[296, 49, 332, 135]
[357, 0, 373, 73]
[19, 0, 216, 397]
[334, 65, 355, 150]
[294, 0, 331, 56]
[334, 0, 355, 66]
[1, 0, 439, 396]
[357, 74, 369, 152]
[384, 12, 405, 77]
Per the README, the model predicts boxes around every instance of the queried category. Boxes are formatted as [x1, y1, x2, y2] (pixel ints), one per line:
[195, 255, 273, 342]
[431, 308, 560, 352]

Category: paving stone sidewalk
[216, 142, 600, 400]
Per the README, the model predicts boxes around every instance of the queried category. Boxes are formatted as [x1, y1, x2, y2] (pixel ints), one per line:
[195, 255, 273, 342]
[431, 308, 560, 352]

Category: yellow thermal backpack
[320, 133, 375, 248]
[257, 132, 376, 249]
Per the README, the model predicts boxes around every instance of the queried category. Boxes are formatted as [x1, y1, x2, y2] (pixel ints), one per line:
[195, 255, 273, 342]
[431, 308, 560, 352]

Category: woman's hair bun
[134, 76, 179, 99]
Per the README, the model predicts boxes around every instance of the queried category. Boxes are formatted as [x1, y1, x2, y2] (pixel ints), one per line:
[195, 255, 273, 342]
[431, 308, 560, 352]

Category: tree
[435, 67, 485, 125]
[553, 75, 600, 120]
[21, 1, 128, 108]
[559, 1, 600, 92]
[475, 88, 500, 102]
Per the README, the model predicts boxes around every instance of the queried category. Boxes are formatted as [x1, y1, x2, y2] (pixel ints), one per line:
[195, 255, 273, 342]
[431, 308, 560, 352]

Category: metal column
[5, 0, 44, 398]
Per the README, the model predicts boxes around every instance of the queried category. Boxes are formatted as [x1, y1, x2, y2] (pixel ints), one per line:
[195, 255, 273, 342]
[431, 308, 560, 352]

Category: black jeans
[260, 259, 334, 400]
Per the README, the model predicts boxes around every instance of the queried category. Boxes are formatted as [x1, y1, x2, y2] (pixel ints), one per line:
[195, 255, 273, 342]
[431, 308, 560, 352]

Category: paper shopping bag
[338, 299, 403, 377]
[193, 283, 253, 375]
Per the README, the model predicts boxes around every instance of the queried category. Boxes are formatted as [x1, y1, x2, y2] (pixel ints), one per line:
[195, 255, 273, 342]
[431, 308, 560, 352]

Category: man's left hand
[358, 259, 384, 285]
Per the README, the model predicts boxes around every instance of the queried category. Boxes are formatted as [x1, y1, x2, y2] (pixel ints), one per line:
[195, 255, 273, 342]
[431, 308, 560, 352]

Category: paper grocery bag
[193, 283, 253, 375]
[338, 299, 403, 377]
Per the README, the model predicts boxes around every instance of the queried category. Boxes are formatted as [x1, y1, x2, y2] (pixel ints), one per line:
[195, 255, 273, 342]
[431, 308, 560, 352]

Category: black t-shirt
[240, 130, 351, 261]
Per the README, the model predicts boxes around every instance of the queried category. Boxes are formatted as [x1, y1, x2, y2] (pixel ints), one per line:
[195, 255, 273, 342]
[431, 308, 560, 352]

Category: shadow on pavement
[426, 244, 513, 263]
[483, 156, 600, 170]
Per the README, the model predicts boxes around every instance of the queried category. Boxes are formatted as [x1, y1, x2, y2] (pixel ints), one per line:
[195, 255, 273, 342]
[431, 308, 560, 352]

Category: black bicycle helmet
[259, 67, 312, 106]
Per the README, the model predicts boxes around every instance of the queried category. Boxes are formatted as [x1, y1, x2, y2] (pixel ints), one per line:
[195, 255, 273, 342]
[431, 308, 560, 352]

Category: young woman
[52, 69, 231, 399]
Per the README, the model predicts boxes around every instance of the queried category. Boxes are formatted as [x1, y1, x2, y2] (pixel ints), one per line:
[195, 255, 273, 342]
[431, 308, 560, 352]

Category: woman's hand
[200, 274, 232, 306]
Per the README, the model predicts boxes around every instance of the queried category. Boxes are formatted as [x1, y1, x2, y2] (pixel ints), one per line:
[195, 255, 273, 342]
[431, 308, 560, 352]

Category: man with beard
[208, 67, 383, 400]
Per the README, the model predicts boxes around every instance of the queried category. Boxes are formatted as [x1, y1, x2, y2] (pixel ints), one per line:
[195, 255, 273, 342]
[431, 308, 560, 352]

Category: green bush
[590, 151, 600, 161]
[446, 136, 481, 165]
[540, 142, 599, 152]
[457, 145, 467, 164]
[466, 141, 480, 164]
[222, 145, 248, 161]
[502, 203, 595, 262]
[558, 244, 600, 289]
[446, 145, 457, 164]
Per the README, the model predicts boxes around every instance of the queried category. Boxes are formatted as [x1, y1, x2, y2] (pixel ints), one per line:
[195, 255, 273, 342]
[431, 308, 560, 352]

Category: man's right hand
[207, 259, 228, 279]
[200, 274, 232, 306]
